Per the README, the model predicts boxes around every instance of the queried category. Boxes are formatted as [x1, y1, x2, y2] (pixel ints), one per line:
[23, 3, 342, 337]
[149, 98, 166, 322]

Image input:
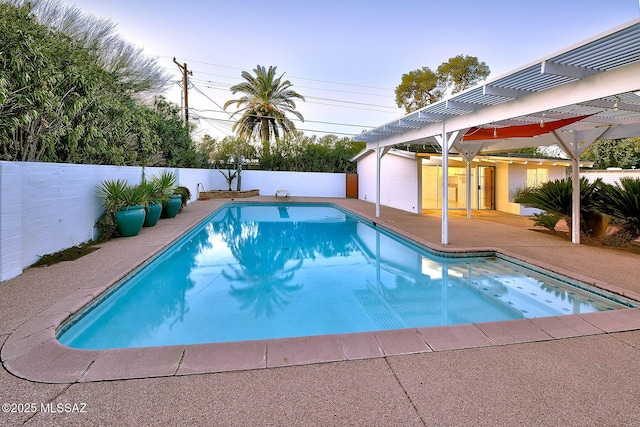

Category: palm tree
[224, 65, 304, 157]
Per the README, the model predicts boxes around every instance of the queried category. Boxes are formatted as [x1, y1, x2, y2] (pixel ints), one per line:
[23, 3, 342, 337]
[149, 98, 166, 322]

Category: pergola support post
[442, 128, 449, 244]
[466, 161, 472, 219]
[552, 128, 608, 244]
[571, 158, 581, 244]
[435, 126, 461, 245]
[375, 140, 381, 218]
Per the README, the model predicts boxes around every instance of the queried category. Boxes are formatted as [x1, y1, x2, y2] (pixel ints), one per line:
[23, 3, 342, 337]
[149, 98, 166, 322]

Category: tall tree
[0, 1, 201, 167]
[437, 54, 490, 94]
[582, 137, 640, 169]
[394, 67, 444, 114]
[224, 65, 304, 157]
[395, 55, 490, 113]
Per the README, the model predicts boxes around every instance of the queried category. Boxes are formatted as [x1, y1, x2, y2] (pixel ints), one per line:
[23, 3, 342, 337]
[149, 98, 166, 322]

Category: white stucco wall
[0, 162, 347, 282]
[357, 150, 419, 213]
[357, 152, 574, 216]
[504, 163, 568, 215]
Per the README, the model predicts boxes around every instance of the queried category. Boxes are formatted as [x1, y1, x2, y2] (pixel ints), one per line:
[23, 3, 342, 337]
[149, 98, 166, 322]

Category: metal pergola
[354, 18, 640, 245]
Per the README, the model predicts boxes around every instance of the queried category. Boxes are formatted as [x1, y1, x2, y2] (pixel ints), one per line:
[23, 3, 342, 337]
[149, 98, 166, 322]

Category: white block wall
[357, 150, 419, 213]
[0, 161, 347, 282]
[0, 162, 23, 281]
[582, 169, 640, 185]
[241, 170, 346, 198]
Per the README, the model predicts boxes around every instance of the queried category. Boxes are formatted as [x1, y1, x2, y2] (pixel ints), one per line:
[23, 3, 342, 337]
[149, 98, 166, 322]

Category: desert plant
[139, 180, 163, 204]
[513, 177, 603, 235]
[96, 179, 147, 238]
[152, 170, 177, 198]
[219, 169, 238, 191]
[96, 179, 129, 214]
[119, 184, 147, 207]
[597, 177, 640, 244]
[530, 212, 562, 234]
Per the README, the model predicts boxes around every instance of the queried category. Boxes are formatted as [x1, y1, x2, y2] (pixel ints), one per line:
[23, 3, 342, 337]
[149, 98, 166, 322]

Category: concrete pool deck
[2, 197, 640, 425]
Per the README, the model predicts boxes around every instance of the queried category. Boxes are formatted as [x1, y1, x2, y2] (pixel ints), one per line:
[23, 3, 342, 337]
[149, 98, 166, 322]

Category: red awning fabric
[462, 114, 593, 141]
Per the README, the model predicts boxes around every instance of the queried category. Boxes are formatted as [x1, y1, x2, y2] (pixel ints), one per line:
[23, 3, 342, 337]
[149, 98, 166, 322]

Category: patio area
[2, 197, 640, 426]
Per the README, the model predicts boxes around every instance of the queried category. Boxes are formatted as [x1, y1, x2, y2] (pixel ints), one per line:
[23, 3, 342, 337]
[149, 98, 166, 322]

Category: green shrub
[530, 212, 562, 234]
[597, 177, 640, 244]
[174, 186, 191, 211]
[513, 177, 603, 235]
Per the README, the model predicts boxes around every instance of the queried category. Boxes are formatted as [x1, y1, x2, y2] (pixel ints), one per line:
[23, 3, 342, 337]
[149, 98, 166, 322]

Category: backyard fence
[0, 161, 348, 282]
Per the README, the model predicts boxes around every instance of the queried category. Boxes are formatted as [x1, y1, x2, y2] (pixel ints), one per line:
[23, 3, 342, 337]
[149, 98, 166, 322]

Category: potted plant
[139, 180, 163, 227]
[96, 179, 147, 237]
[153, 171, 181, 218]
[174, 186, 191, 211]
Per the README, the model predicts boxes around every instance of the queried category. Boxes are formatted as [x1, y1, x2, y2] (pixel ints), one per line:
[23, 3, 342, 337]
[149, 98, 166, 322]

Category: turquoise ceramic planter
[143, 202, 162, 227]
[115, 205, 146, 237]
[163, 194, 181, 218]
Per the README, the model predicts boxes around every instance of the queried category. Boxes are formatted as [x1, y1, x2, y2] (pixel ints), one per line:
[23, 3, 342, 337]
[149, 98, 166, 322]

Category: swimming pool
[58, 203, 635, 350]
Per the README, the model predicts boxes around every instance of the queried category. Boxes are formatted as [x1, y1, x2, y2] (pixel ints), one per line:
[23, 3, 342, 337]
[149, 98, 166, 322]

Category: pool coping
[3, 198, 640, 383]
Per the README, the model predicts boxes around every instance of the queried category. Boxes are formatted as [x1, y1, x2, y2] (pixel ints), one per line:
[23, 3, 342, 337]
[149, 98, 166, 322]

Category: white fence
[0, 161, 347, 282]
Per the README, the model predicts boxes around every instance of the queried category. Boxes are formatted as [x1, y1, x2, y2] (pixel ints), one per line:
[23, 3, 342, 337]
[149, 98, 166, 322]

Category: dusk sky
[63, 0, 640, 141]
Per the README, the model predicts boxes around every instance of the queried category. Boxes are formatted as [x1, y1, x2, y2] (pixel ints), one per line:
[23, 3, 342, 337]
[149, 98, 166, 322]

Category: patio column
[441, 124, 449, 244]
[375, 140, 381, 217]
[571, 158, 581, 244]
[553, 127, 608, 244]
[435, 125, 460, 245]
[466, 161, 472, 219]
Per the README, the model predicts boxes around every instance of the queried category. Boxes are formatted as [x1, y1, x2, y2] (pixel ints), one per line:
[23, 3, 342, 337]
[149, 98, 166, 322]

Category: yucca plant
[119, 184, 147, 209]
[139, 180, 163, 205]
[151, 170, 177, 199]
[597, 177, 640, 244]
[96, 179, 129, 214]
[96, 179, 147, 238]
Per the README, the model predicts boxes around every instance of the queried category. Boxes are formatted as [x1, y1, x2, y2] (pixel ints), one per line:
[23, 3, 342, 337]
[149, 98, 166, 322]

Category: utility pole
[173, 57, 193, 124]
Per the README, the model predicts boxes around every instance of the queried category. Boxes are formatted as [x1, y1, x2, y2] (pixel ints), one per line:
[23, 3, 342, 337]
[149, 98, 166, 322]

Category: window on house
[526, 168, 548, 187]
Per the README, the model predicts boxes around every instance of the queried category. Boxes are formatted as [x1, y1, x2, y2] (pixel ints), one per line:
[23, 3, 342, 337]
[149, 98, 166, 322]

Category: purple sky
[64, 0, 640, 140]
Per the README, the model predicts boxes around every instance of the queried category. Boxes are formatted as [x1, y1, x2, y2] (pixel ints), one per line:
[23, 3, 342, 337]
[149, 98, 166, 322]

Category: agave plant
[597, 177, 640, 243]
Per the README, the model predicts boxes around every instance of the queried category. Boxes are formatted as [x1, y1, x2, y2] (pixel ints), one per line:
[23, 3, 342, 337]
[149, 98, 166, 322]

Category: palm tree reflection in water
[215, 207, 304, 318]
[213, 205, 358, 319]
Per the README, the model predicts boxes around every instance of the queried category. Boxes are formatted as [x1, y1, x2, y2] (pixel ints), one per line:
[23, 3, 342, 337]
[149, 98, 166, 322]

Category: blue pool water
[59, 203, 634, 350]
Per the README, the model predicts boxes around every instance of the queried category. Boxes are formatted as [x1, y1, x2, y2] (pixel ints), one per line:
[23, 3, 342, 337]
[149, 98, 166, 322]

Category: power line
[190, 77, 398, 109]
[193, 115, 360, 137]
[188, 70, 396, 99]
[160, 55, 395, 92]
[189, 79, 400, 114]
[189, 107, 376, 129]
[190, 83, 232, 118]
[304, 95, 398, 110]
